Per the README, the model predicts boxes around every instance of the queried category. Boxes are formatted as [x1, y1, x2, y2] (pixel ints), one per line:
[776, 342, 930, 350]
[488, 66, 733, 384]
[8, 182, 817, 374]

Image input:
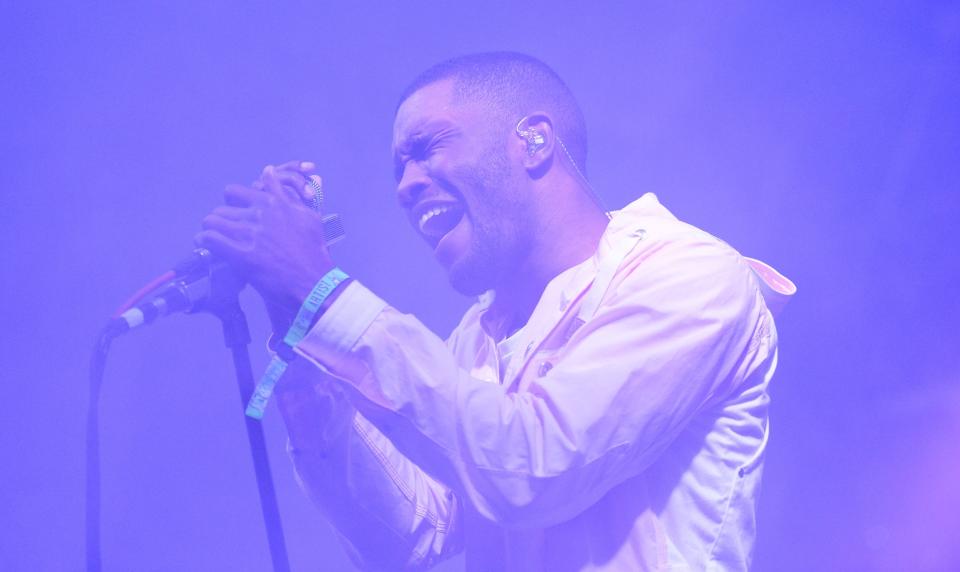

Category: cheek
[422, 156, 445, 179]
[425, 148, 469, 179]
[429, 158, 477, 203]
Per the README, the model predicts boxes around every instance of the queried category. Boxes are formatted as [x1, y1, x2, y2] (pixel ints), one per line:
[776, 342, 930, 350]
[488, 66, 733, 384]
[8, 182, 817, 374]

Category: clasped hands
[195, 160, 336, 332]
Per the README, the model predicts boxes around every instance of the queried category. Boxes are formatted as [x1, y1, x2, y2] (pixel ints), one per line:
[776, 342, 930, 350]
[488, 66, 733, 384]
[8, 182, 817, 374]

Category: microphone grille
[305, 175, 345, 246]
[307, 175, 325, 212]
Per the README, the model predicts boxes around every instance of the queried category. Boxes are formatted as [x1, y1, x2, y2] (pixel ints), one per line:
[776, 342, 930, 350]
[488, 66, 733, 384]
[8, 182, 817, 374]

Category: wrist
[246, 267, 351, 420]
[263, 263, 337, 328]
[266, 301, 295, 334]
[266, 276, 353, 351]
[282, 267, 350, 348]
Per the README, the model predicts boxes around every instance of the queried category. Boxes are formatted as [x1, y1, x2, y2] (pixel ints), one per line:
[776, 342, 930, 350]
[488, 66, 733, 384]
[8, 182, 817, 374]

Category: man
[197, 52, 795, 571]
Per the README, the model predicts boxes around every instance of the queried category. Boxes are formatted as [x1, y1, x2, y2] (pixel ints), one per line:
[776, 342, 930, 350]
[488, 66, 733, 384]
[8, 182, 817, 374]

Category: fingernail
[300, 161, 315, 171]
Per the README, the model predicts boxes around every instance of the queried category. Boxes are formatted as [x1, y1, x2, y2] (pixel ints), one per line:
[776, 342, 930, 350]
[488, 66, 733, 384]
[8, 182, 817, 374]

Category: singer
[196, 52, 795, 571]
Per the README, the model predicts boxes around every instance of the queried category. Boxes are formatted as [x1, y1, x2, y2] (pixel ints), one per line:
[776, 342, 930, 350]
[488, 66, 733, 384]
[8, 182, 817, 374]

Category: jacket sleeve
[276, 356, 463, 570]
[294, 235, 775, 530]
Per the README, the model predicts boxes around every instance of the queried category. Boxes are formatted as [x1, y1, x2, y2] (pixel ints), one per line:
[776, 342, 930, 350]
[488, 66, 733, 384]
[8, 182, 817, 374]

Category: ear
[514, 113, 556, 176]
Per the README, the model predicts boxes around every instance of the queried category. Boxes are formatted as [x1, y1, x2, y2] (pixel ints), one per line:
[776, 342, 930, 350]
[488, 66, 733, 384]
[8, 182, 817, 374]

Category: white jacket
[278, 193, 796, 571]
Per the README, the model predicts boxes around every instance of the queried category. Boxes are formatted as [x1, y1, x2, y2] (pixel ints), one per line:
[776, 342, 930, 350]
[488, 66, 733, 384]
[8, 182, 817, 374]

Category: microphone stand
[197, 266, 291, 572]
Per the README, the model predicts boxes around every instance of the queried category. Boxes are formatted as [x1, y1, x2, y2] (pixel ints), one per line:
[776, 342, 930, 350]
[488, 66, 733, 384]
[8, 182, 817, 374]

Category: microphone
[106, 247, 222, 337]
[106, 190, 346, 339]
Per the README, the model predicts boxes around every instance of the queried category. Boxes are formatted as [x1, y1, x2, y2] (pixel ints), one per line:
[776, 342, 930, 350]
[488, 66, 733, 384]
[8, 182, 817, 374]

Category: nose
[396, 160, 431, 210]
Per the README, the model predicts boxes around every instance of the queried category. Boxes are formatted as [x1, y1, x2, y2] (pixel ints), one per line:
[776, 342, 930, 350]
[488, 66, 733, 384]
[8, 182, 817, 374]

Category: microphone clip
[105, 249, 246, 339]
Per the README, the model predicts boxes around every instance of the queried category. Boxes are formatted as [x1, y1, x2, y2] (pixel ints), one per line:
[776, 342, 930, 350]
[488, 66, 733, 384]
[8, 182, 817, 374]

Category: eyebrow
[394, 131, 429, 158]
[392, 121, 456, 180]
[393, 133, 427, 182]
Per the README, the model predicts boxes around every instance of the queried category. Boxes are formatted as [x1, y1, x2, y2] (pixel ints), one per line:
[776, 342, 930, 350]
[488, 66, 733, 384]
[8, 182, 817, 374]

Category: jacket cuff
[294, 280, 387, 360]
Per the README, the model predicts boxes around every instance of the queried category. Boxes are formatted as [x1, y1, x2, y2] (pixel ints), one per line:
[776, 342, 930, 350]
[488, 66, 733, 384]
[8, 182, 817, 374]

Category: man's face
[393, 80, 532, 296]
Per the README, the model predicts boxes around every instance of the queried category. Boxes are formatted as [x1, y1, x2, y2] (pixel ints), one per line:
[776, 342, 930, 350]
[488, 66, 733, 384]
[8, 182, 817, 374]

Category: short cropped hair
[397, 51, 588, 173]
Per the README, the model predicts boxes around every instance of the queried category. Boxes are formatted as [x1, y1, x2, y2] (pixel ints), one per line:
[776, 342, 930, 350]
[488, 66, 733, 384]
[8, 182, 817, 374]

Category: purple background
[2, 2, 958, 570]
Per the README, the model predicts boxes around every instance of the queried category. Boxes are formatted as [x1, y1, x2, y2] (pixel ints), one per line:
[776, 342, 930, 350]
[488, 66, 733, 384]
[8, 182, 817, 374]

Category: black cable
[86, 329, 113, 572]
[87, 269, 290, 570]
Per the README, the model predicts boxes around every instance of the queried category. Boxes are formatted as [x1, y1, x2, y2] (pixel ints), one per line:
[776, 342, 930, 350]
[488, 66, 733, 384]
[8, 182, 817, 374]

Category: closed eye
[394, 134, 438, 182]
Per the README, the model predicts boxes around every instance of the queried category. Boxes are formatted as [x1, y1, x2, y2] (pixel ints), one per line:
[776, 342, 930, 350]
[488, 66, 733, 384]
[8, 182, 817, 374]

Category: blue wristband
[245, 356, 289, 420]
[284, 267, 349, 347]
[245, 267, 350, 420]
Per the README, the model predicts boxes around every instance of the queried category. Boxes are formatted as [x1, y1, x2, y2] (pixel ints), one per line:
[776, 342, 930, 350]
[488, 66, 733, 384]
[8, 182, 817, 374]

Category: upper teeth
[419, 206, 451, 232]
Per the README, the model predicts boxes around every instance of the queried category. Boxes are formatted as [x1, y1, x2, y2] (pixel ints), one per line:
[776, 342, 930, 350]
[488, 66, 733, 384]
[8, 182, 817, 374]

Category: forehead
[393, 79, 473, 149]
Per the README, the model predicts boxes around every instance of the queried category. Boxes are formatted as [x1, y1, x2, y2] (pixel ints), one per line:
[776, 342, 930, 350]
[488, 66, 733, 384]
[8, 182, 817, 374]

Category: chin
[444, 226, 517, 297]
[448, 269, 490, 297]
[446, 256, 495, 297]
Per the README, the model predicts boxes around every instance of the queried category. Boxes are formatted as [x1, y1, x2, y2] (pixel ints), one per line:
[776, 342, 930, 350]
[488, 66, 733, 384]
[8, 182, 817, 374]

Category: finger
[251, 175, 305, 204]
[210, 205, 254, 221]
[201, 212, 249, 236]
[261, 164, 301, 203]
[225, 183, 258, 207]
[194, 229, 248, 261]
[275, 159, 316, 174]
[273, 169, 313, 202]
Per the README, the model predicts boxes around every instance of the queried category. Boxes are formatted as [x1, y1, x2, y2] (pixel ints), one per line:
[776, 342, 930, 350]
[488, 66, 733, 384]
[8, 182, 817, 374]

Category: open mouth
[417, 202, 465, 243]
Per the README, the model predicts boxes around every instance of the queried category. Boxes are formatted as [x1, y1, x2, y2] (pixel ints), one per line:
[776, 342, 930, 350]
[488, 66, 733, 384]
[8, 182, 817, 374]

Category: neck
[487, 179, 608, 338]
